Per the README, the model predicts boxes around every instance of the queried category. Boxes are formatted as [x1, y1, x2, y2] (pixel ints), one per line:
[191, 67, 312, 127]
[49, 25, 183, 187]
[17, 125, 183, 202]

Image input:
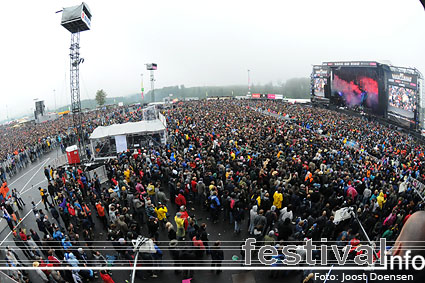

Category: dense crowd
[0, 106, 152, 182]
[1, 99, 425, 283]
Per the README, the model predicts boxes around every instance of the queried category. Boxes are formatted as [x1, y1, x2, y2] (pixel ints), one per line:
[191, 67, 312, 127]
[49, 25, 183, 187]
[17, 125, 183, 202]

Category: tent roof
[90, 120, 165, 140]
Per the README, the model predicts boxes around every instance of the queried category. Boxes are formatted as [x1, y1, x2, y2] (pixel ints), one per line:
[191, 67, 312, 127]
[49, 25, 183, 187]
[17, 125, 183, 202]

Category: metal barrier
[0, 271, 19, 283]
[410, 178, 425, 202]
[48, 155, 109, 184]
[48, 154, 68, 168]
[87, 165, 108, 184]
[0, 145, 62, 178]
[159, 112, 167, 127]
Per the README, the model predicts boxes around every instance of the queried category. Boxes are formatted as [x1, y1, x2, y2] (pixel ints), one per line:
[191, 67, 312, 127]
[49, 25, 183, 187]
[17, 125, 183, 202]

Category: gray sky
[0, 0, 424, 120]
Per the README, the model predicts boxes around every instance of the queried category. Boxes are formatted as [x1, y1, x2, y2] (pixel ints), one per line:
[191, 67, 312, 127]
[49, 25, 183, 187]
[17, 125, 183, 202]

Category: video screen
[332, 67, 379, 111]
[388, 84, 416, 118]
[313, 77, 326, 97]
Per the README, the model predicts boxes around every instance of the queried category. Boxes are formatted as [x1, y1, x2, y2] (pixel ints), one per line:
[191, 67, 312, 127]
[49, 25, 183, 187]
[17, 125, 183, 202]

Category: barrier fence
[0, 270, 19, 283]
[48, 154, 68, 168]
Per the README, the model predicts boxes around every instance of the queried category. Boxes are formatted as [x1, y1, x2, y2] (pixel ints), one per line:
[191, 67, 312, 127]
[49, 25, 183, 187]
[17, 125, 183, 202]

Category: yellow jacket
[124, 170, 130, 183]
[273, 191, 283, 209]
[377, 192, 386, 209]
[147, 184, 155, 195]
[175, 216, 185, 229]
[155, 206, 168, 221]
[254, 195, 261, 207]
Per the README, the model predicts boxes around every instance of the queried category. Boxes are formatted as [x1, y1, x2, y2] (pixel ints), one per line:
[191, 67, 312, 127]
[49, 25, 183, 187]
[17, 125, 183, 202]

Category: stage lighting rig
[59, 2, 92, 159]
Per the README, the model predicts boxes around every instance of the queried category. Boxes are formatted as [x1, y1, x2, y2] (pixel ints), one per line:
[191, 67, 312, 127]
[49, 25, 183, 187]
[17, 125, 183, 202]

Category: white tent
[89, 120, 165, 140]
[89, 119, 167, 159]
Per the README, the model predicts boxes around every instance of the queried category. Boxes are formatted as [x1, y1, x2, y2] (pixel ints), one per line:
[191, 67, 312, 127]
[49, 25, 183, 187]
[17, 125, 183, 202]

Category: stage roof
[90, 120, 166, 140]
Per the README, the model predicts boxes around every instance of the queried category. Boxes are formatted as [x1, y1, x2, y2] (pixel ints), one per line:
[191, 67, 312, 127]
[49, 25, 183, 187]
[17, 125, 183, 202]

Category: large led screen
[313, 77, 326, 97]
[312, 66, 328, 98]
[388, 84, 416, 119]
[332, 67, 379, 111]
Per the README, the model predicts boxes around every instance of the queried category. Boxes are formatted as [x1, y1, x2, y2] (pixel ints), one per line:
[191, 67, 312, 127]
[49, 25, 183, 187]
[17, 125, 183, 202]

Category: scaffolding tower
[60, 2, 92, 159]
[70, 32, 85, 151]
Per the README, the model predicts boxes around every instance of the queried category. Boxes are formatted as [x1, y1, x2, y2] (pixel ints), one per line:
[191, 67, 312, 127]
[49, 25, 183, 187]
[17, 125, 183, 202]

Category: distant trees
[54, 78, 310, 112]
[138, 78, 310, 102]
[263, 81, 274, 94]
[95, 89, 107, 106]
[283, 78, 311, 99]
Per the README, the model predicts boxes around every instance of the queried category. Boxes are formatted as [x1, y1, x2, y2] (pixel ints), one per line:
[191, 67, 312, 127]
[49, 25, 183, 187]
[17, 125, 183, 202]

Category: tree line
[138, 77, 311, 103]
[56, 77, 311, 111]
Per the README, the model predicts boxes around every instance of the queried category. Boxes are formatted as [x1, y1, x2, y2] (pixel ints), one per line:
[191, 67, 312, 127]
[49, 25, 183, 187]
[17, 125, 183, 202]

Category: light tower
[146, 63, 157, 102]
[60, 2, 92, 157]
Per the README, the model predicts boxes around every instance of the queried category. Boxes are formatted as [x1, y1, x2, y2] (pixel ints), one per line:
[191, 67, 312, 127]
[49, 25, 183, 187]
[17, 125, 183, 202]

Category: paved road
[0, 149, 305, 283]
[0, 151, 56, 241]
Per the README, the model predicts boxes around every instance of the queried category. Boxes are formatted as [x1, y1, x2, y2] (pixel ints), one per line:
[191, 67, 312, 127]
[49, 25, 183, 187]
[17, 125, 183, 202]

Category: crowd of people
[0, 105, 152, 182]
[1, 99, 425, 283]
[0, 115, 78, 181]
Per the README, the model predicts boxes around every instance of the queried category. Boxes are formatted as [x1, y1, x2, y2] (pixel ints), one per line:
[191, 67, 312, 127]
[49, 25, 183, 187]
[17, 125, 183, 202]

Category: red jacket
[181, 210, 189, 230]
[100, 273, 115, 283]
[48, 255, 61, 267]
[175, 194, 186, 207]
[96, 203, 105, 217]
[191, 180, 197, 192]
[19, 231, 27, 241]
[180, 211, 189, 220]
[67, 204, 76, 216]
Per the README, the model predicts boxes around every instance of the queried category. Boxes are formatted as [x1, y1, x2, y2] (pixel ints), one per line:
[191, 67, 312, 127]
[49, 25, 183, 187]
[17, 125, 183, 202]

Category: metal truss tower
[60, 2, 92, 159]
[146, 63, 157, 102]
[69, 32, 85, 152]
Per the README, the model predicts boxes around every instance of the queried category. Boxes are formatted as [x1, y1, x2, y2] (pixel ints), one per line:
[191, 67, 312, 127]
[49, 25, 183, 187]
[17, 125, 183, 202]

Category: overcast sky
[0, 0, 424, 120]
